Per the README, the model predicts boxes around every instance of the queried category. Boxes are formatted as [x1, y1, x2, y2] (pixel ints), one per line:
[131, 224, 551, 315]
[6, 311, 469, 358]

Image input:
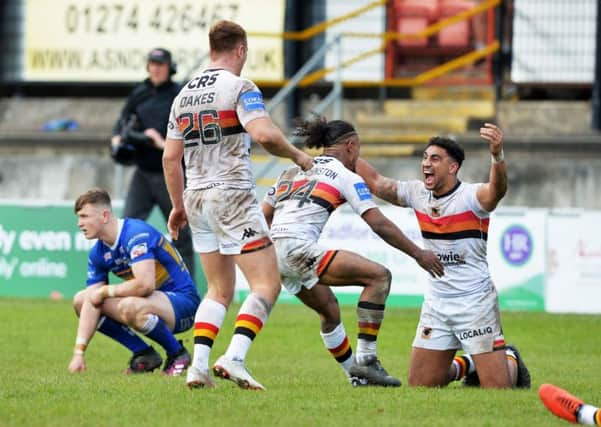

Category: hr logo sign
[500, 224, 532, 266]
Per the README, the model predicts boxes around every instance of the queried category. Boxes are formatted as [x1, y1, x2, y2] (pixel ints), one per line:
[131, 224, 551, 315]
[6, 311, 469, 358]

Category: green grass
[1, 298, 600, 427]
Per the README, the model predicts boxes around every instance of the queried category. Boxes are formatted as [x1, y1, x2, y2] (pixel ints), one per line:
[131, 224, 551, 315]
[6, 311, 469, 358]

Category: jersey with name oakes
[86, 218, 197, 296]
[167, 68, 270, 190]
[264, 156, 377, 242]
[396, 180, 492, 298]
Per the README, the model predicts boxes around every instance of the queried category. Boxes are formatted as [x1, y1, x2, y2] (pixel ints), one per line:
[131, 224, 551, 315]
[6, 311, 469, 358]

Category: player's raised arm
[355, 158, 401, 206]
[360, 207, 444, 278]
[476, 123, 508, 212]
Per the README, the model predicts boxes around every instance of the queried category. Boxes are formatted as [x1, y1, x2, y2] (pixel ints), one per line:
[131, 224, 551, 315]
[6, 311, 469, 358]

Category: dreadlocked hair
[293, 114, 356, 149]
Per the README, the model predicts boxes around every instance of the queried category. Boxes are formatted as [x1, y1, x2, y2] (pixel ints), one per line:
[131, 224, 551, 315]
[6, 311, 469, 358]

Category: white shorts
[184, 187, 272, 255]
[412, 286, 506, 354]
[273, 238, 337, 295]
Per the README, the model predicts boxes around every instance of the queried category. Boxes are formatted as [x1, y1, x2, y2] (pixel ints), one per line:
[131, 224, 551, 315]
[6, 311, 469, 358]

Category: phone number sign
[23, 0, 285, 82]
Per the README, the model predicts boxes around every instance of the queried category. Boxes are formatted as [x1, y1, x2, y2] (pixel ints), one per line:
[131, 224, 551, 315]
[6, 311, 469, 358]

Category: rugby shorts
[185, 187, 272, 255]
[412, 285, 506, 354]
[273, 238, 337, 295]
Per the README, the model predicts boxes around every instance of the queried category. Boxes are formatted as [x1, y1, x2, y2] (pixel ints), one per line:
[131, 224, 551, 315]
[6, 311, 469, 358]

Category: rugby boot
[506, 344, 531, 389]
[349, 376, 369, 387]
[349, 355, 401, 387]
[162, 341, 191, 376]
[125, 346, 163, 374]
[212, 355, 265, 391]
[186, 365, 216, 389]
[539, 383, 583, 424]
[463, 345, 531, 388]
[463, 371, 481, 387]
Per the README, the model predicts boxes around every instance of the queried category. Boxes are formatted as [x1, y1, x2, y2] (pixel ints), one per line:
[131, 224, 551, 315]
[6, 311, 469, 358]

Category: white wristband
[491, 150, 505, 164]
[107, 285, 116, 298]
[76, 337, 88, 346]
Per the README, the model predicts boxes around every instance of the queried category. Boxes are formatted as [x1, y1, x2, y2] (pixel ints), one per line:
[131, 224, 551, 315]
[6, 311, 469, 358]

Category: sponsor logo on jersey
[240, 91, 265, 111]
[353, 182, 372, 201]
[437, 251, 466, 265]
[458, 326, 493, 340]
[103, 252, 112, 261]
[130, 242, 148, 259]
[127, 233, 150, 246]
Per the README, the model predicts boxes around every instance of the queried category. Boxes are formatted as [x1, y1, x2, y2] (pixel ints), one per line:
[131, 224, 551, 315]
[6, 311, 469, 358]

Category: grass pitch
[1, 298, 600, 426]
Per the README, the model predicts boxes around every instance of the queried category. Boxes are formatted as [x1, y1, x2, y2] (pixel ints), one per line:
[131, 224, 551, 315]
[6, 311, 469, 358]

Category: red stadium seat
[394, 0, 439, 47]
[437, 0, 472, 48]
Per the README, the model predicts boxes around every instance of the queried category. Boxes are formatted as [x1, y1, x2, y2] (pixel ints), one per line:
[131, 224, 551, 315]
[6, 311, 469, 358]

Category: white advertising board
[546, 211, 601, 314]
[23, 0, 285, 82]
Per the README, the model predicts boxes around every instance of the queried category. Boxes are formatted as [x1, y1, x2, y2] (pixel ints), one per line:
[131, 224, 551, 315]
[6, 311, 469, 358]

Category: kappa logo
[241, 228, 258, 240]
[305, 256, 317, 269]
[421, 327, 432, 339]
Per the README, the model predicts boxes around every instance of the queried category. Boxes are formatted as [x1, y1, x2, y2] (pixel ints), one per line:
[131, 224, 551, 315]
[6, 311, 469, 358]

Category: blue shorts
[163, 290, 200, 333]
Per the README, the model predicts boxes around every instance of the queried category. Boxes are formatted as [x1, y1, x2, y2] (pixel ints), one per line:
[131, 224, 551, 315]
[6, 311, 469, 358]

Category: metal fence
[1, 1, 24, 83]
[511, 0, 597, 84]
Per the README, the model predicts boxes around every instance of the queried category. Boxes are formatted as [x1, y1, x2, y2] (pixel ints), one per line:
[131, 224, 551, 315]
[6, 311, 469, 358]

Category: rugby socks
[452, 354, 475, 380]
[138, 313, 181, 356]
[320, 323, 353, 374]
[192, 298, 226, 370]
[97, 315, 149, 354]
[225, 293, 270, 362]
[504, 347, 519, 385]
[355, 301, 384, 364]
[578, 405, 601, 425]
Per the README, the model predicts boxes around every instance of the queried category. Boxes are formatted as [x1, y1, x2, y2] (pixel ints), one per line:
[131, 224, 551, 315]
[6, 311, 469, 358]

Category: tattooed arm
[355, 158, 401, 206]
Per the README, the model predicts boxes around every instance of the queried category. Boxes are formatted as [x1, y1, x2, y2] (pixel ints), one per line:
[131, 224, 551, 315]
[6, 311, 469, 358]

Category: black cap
[147, 48, 172, 64]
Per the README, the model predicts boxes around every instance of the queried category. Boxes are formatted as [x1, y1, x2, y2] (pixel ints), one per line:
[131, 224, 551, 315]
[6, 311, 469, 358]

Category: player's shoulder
[121, 218, 159, 244]
[278, 164, 302, 182]
[459, 181, 481, 192]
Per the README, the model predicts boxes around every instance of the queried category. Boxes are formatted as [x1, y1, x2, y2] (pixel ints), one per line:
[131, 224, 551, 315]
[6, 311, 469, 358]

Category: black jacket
[113, 78, 181, 173]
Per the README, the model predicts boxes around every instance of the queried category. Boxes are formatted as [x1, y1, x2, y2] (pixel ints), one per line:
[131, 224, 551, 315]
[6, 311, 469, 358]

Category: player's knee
[72, 290, 86, 315]
[116, 297, 141, 325]
[407, 367, 424, 387]
[372, 266, 392, 297]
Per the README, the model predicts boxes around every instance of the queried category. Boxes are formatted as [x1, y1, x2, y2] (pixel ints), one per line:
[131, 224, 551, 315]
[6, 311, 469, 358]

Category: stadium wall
[1, 201, 600, 314]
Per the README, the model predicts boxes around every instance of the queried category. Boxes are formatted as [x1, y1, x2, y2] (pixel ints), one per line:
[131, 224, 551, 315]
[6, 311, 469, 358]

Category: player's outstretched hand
[68, 354, 86, 373]
[168, 208, 188, 240]
[415, 249, 444, 278]
[480, 123, 504, 157]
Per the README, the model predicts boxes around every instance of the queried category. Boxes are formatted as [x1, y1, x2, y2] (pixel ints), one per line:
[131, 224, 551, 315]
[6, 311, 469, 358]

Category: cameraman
[111, 48, 195, 279]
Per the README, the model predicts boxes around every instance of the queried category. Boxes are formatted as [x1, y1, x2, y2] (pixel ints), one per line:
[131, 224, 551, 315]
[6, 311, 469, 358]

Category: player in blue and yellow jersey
[68, 188, 200, 376]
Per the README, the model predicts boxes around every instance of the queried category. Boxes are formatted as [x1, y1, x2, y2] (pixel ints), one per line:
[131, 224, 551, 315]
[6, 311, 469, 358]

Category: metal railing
[255, 34, 344, 182]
